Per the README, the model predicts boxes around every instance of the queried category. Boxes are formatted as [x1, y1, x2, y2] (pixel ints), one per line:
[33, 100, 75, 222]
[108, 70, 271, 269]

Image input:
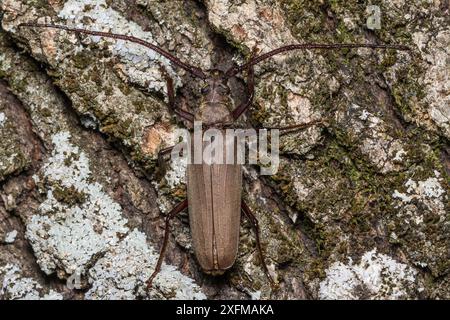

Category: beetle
[18, 22, 409, 288]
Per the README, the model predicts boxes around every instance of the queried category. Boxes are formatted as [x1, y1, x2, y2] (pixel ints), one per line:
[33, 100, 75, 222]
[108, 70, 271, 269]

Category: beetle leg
[231, 49, 257, 120]
[155, 144, 187, 180]
[153, 146, 175, 180]
[241, 200, 276, 288]
[231, 65, 254, 120]
[160, 67, 195, 123]
[158, 143, 186, 162]
[147, 199, 189, 289]
[158, 145, 174, 167]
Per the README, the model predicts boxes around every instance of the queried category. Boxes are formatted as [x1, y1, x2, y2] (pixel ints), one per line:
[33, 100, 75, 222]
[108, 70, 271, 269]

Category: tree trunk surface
[0, 0, 448, 299]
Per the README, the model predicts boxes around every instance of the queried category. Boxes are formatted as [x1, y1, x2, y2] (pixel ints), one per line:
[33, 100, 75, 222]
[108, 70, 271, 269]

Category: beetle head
[200, 69, 230, 96]
[195, 68, 234, 126]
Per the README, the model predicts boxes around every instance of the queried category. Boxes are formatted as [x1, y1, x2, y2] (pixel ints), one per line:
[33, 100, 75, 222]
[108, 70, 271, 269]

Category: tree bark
[0, 0, 448, 299]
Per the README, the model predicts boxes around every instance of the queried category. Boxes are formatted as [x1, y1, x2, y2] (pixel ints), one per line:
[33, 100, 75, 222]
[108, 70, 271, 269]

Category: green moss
[131, 98, 146, 113]
[39, 107, 52, 118]
[72, 51, 94, 70]
[104, 85, 114, 96]
[83, 4, 95, 12]
[267, 132, 422, 267]
[63, 152, 80, 167]
[170, 185, 186, 201]
[12, 76, 29, 94]
[118, 81, 131, 96]
[0, 69, 7, 79]
[59, 72, 81, 94]
[281, 0, 327, 41]
[129, 147, 156, 170]
[100, 116, 134, 141]
[51, 184, 87, 206]
[27, 0, 50, 10]
[89, 66, 103, 86]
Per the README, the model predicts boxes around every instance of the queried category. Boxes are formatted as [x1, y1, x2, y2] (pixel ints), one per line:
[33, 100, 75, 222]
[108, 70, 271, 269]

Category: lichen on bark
[0, 0, 449, 300]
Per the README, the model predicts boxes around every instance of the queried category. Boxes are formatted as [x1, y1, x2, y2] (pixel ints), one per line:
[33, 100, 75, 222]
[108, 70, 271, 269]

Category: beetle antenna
[255, 120, 326, 134]
[18, 22, 207, 79]
[258, 119, 324, 131]
[225, 42, 410, 78]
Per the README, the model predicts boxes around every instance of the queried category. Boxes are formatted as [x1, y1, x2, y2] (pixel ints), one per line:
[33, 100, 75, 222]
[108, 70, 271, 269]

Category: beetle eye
[201, 86, 209, 94]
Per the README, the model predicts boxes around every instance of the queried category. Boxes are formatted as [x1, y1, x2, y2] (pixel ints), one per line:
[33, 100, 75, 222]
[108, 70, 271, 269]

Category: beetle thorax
[194, 72, 234, 127]
[195, 101, 233, 127]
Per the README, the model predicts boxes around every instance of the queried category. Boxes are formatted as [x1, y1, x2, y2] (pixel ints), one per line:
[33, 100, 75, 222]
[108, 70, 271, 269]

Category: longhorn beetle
[19, 22, 409, 289]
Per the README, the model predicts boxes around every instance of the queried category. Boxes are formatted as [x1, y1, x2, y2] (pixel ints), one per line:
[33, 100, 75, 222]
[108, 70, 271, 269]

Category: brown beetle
[19, 22, 409, 288]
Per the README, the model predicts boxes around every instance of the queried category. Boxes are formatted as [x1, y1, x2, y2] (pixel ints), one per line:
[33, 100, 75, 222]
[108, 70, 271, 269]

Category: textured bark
[0, 0, 448, 299]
